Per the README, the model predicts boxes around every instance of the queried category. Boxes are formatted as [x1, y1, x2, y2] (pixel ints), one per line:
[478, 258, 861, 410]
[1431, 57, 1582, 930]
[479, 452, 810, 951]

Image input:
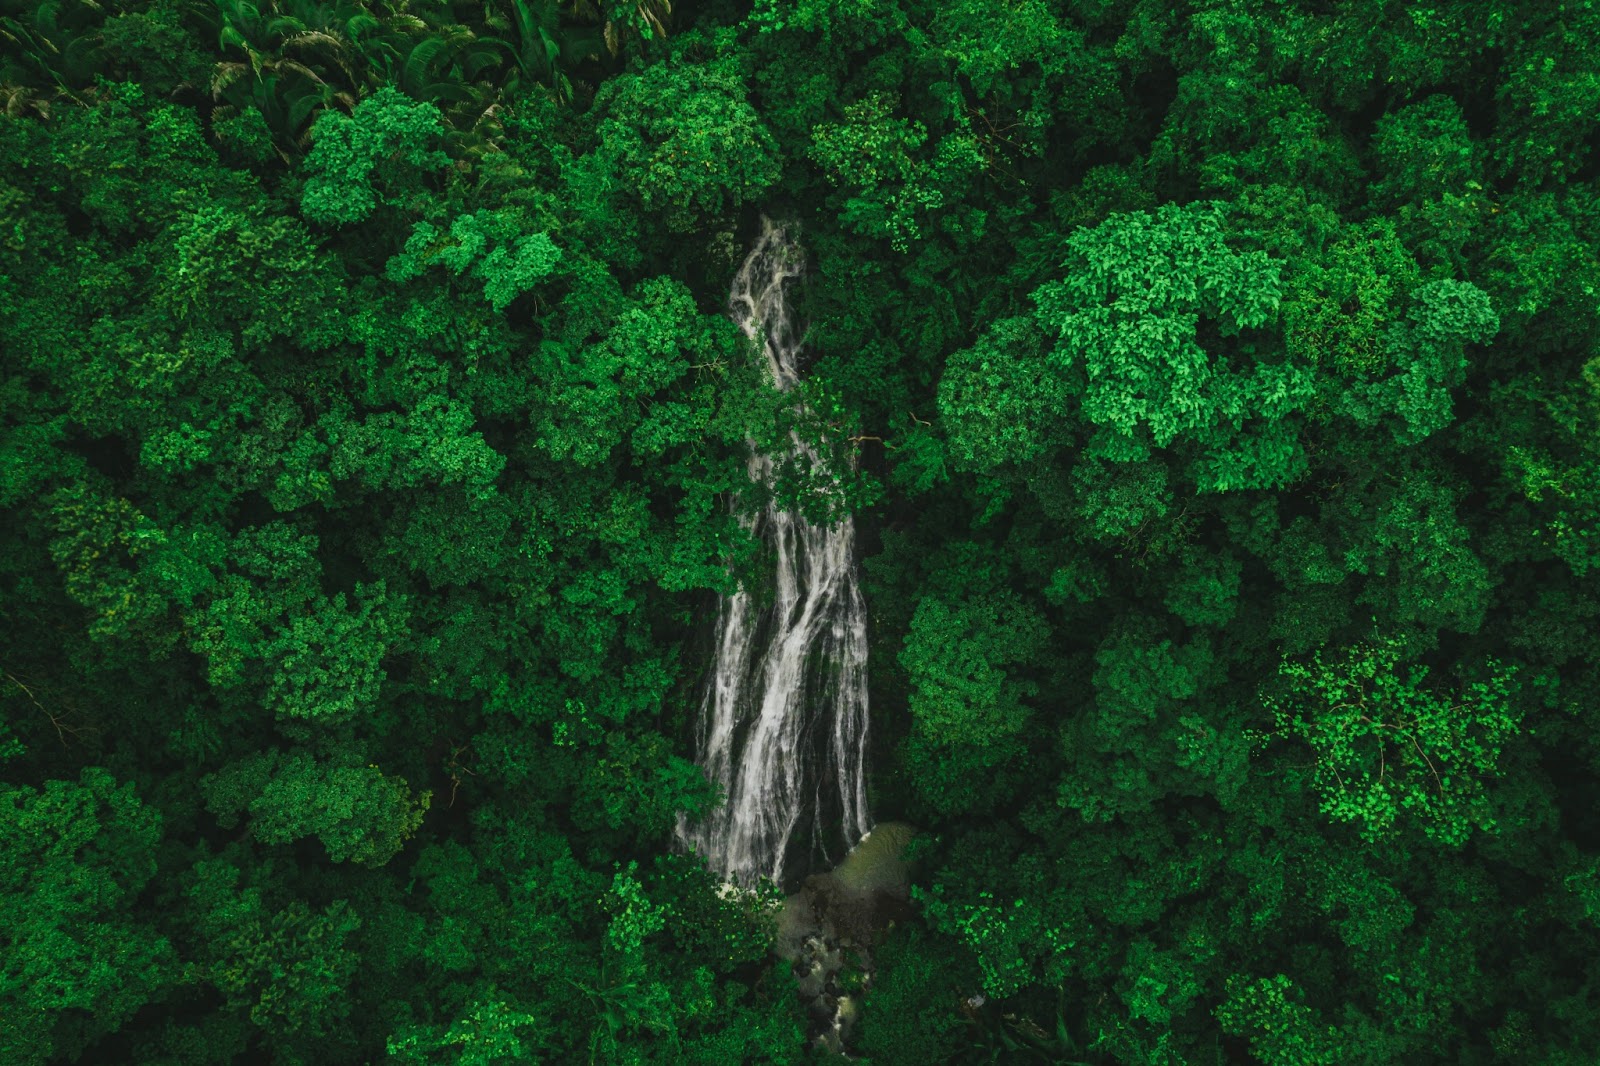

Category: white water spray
[676, 218, 872, 888]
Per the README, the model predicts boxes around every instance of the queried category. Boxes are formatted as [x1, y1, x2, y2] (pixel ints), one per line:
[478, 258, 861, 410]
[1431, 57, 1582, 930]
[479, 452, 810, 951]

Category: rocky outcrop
[773, 822, 916, 1056]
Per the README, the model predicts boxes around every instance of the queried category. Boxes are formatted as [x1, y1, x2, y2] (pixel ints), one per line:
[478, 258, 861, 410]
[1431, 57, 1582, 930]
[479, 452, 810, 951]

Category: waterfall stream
[676, 218, 872, 889]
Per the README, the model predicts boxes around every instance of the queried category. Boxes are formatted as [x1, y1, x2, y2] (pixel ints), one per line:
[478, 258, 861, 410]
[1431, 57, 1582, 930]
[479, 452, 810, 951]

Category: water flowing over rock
[676, 218, 872, 890]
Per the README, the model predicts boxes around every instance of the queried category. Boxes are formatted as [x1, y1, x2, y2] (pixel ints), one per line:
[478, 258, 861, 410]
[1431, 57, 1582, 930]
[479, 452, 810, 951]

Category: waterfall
[676, 218, 872, 889]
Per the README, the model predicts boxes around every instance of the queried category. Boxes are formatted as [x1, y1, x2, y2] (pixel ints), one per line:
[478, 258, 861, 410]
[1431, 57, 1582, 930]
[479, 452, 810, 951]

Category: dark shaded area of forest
[3, 0, 1600, 1062]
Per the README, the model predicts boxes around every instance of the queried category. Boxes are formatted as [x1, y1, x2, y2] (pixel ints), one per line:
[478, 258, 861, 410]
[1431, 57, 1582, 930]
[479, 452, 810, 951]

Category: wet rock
[836, 995, 860, 1042]
[796, 963, 828, 1000]
[771, 822, 917, 1058]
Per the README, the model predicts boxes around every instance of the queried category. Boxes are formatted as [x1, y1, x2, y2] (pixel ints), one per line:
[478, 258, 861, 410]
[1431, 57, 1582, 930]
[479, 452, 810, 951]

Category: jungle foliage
[2, 0, 1599, 1063]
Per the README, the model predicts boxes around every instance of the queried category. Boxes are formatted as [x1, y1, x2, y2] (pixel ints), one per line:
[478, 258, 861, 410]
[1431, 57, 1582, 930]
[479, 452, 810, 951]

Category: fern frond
[509, 0, 538, 58]
[276, 59, 326, 84]
[0, 84, 51, 119]
[284, 83, 325, 134]
[265, 14, 308, 39]
[60, 32, 107, 82]
[213, 0, 266, 46]
[210, 61, 250, 98]
[33, 0, 64, 38]
[401, 35, 449, 93]
[283, 30, 347, 53]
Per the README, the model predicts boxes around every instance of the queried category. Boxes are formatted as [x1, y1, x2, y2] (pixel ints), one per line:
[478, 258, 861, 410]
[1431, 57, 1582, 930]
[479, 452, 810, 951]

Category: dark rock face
[773, 823, 915, 1056]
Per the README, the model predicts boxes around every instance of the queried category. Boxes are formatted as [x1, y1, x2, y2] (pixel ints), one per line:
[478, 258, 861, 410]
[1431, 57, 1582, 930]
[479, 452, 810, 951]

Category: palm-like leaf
[283, 28, 347, 50]
[210, 58, 252, 97]
[399, 31, 484, 107]
[0, 0, 635, 153]
[211, 0, 269, 52]
[264, 13, 307, 39]
[511, 0, 557, 77]
[457, 39, 504, 82]
[283, 29, 362, 90]
[0, 1, 108, 93]
[343, 11, 381, 38]
[0, 82, 52, 118]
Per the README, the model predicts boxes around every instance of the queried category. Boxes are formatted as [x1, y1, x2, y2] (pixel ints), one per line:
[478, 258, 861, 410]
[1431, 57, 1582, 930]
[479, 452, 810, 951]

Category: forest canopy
[2, 0, 1600, 1063]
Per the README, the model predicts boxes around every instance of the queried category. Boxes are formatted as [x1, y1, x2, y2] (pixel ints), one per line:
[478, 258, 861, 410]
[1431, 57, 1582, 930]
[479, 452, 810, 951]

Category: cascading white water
[676, 218, 872, 889]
